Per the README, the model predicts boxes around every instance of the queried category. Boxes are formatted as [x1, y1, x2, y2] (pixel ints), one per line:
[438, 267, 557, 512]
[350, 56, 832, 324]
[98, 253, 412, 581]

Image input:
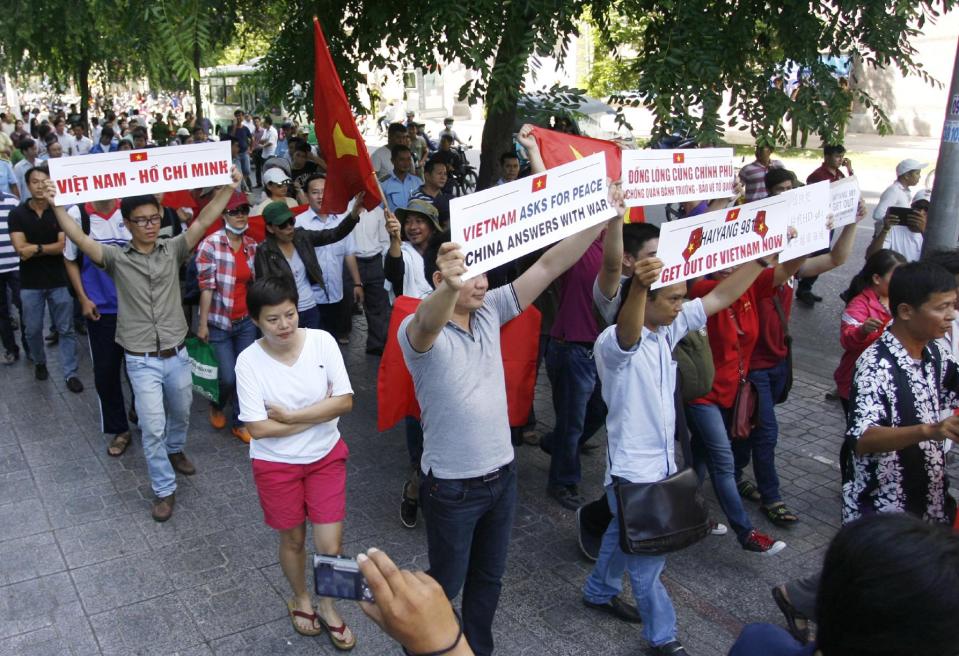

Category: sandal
[287, 600, 323, 637]
[772, 586, 810, 644]
[107, 432, 132, 457]
[317, 615, 356, 651]
[762, 503, 799, 526]
[737, 479, 761, 502]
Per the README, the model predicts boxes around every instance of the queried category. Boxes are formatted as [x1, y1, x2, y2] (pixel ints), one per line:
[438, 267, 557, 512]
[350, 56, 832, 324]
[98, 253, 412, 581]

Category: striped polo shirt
[0, 192, 19, 274]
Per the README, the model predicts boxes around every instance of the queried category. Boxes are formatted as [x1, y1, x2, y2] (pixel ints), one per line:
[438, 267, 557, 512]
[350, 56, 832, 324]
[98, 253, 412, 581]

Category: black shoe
[44, 331, 59, 345]
[66, 376, 83, 393]
[35, 363, 49, 380]
[651, 640, 688, 655]
[547, 484, 584, 510]
[575, 506, 601, 561]
[400, 491, 418, 529]
[795, 290, 817, 306]
[583, 596, 642, 624]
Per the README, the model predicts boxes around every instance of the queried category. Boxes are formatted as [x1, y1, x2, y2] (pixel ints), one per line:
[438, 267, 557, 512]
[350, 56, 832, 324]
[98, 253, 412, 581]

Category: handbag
[772, 294, 793, 404]
[727, 308, 758, 440]
[673, 330, 715, 403]
[613, 370, 710, 556]
[185, 336, 220, 404]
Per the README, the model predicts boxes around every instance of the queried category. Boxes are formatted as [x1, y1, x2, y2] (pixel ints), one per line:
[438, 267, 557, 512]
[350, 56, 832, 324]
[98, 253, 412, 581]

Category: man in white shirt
[873, 158, 926, 237]
[260, 116, 278, 159]
[71, 124, 94, 155]
[867, 188, 930, 263]
[13, 138, 39, 201]
[294, 174, 362, 342]
[350, 202, 392, 355]
[371, 123, 409, 181]
[53, 118, 76, 156]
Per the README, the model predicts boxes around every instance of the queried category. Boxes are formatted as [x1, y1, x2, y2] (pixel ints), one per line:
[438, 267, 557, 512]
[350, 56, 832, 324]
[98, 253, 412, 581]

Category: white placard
[829, 176, 862, 228]
[450, 152, 615, 280]
[778, 181, 832, 262]
[653, 191, 814, 289]
[621, 148, 736, 207]
[48, 141, 232, 205]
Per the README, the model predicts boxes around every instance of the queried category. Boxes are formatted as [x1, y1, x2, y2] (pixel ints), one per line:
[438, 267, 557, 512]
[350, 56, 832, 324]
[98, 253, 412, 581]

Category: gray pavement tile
[20, 436, 97, 469]
[30, 456, 112, 494]
[0, 444, 27, 475]
[42, 483, 133, 530]
[159, 536, 256, 590]
[54, 515, 150, 569]
[0, 498, 51, 543]
[131, 504, 229, 550]
[72, 552, 174, 615]
[89, 592, 206, 656]
[0, 532, 67, 586]
[0, 573, 91, 648]
[0, 624, 98, 656]
[0, 468, 39, 506]
[177, 568, 285, 641]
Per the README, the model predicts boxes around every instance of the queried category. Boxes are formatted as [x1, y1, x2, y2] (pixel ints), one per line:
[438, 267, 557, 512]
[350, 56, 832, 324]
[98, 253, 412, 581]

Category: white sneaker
[708, 520, 728, 536]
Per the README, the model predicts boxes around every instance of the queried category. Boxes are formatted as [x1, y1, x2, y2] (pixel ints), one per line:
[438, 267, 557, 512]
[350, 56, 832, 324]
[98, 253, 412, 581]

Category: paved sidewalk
[0, 319, 856, 656]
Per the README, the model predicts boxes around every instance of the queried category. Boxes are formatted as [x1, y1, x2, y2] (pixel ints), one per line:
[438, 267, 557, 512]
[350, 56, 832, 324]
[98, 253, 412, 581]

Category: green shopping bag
[185, 337, 219, 404]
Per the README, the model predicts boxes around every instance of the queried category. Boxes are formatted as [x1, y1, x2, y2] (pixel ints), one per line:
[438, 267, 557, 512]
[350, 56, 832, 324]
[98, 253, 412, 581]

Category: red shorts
[251, 438, 349, 530]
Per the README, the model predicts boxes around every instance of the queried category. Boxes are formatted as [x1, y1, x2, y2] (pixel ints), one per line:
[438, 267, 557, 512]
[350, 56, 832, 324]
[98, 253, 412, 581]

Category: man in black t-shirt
[7, 165, 82, 391]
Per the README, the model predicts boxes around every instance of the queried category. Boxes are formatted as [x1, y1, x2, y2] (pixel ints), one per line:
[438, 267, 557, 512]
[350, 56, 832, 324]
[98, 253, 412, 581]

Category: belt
[355, 254, 382, 261]
[463, 462, 513, 484]
[231, 315, 250, 325]
[124, 343, 185, 359]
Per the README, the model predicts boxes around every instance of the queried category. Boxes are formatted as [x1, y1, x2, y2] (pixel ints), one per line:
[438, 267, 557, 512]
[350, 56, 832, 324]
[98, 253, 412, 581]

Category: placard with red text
[621, 148, 735, 207]
[48, 141, 232, 205]
[450, 152, 615, 280]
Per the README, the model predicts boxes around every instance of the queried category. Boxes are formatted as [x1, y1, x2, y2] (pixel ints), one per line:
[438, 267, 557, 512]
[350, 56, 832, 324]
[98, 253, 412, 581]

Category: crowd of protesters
[0, 94, 957, 656]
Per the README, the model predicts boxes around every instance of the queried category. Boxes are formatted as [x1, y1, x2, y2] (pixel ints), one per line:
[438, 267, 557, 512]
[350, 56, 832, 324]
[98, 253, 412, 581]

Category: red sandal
[317, 615, 356, 651]
[286, 600, 323, 637]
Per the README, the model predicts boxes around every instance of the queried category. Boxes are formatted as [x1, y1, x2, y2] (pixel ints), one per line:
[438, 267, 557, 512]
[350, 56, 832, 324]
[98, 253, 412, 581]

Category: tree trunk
[77, 59, 90, 131]
[476, 8, 535, 190]
[192, 40, 203, 118]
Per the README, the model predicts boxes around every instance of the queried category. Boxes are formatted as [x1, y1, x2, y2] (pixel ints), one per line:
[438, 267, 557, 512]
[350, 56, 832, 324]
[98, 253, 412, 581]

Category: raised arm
[184, 166, 242, 250]
[700, 258, 769, 317]
[43, 180, 104, 266]
[597, 183, 627, 300]
[515, 124, 545, 174]
[615, 258, 663, 350]
[798, 208, 866, 279]
[405, 242, 463, 353]
[513, 221, 606, 311]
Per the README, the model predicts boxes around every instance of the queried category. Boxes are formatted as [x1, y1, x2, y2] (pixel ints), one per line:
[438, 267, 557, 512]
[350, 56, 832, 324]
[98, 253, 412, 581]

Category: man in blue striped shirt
[0, 191, 26, 364]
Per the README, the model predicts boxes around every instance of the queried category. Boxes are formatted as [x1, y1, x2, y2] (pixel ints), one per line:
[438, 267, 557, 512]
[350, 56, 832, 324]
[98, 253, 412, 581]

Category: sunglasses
[225, 206, 250, 217]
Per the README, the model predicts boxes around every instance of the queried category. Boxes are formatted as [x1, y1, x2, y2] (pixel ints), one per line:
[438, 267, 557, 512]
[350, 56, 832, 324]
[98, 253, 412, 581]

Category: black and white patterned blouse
[843, 330, 959, 524]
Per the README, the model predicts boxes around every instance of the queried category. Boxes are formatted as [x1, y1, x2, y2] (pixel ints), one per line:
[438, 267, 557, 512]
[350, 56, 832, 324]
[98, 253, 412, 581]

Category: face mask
[224, 222, 248, 235]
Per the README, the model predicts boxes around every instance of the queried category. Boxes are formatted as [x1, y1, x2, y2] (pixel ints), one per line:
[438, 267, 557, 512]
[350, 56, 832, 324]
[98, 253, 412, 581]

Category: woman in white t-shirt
[235, 277, 356, 650]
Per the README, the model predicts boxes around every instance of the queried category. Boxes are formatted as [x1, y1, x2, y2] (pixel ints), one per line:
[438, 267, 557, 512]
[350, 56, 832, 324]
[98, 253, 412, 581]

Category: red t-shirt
[750, 276, 794, 369]
[550, 236, 604, 343]
[230, 247, 252, 320]
[690, 269, 775, 407]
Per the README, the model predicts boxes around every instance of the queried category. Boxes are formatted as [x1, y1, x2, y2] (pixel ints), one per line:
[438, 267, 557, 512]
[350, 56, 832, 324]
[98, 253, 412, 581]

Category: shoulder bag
[728, 308, 758, 440]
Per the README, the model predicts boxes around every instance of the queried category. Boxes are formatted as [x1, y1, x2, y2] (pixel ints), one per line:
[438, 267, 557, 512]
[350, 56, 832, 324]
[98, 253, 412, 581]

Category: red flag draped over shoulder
[529, 126, 644, 222]
[377, 296, 542, 431]
[312, 17, 382, 214]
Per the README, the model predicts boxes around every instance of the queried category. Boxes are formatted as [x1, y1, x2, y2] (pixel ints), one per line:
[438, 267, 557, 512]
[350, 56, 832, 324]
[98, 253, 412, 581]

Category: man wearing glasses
[46, 167, 244, 522]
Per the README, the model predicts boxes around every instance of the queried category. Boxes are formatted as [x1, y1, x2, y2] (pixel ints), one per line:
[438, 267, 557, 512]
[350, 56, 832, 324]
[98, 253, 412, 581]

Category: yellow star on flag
[569, 145, 584, 159]
[332, 122, 358, 159]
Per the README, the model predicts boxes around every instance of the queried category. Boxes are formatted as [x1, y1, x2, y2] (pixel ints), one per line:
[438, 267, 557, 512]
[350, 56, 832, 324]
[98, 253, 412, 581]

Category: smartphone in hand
[314, 554, 374, 602]
[887, 206, 912, 222]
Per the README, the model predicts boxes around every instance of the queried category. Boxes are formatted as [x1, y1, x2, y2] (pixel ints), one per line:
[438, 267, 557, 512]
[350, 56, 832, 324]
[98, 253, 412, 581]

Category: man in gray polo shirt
[45, 168, 243, 522]
[399, 219, 606, 655]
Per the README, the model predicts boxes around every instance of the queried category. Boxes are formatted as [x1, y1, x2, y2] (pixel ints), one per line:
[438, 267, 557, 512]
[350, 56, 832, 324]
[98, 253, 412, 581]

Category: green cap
[263, 201, 294, 225]
[396, 199, 441, 232]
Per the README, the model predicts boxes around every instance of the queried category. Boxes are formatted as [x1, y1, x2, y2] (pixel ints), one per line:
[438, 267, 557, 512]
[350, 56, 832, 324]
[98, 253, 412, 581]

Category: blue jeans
[685, 402, 754, 541]
[584, 486, 677, 647]
[21, 286, 77, 379]
[298, 305, 320, 329]
[420, 463, 517, 656]
[208, 317, 256, 427]
[125, 349, 193, 498]
[544, 341, 607, 487]
[732, 360, 788, 505]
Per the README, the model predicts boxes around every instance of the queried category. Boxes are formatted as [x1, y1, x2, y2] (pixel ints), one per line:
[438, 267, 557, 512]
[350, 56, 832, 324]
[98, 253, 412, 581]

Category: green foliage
[592, 0, 955, 146]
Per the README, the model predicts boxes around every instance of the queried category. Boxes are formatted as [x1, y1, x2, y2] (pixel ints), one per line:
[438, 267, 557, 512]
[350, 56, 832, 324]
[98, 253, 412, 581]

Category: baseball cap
[176, 127, 189, 136]
[263, 201, 295, 225]
[396, 199, 441, 232]
[912, 188, 931, 205]
[263, 168, 291, 186]
[896, 159, 928, 177]
[225, 190, 250, 211]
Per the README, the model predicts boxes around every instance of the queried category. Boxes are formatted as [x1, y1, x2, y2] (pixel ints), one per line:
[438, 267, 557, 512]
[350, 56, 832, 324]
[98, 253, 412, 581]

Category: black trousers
[0, 270, 26, 357]
[87, 313, 132, 435]
[356, 255, 390, 351]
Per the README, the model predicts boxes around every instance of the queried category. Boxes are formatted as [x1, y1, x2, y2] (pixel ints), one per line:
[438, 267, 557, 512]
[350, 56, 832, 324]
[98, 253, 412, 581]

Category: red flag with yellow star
[682, 227, 703, 262]
[753, 210, 769, 238]
[312, 17, 381, 214]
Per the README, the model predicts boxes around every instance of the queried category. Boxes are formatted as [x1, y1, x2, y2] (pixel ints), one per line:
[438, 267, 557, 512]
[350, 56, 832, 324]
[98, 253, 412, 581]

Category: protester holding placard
[685, 249, 806, 554]
[733, 169, 866, 527]
[46, 167, 243, 522]
[398, 199, 608, 654]
[195, 190, 258, 444]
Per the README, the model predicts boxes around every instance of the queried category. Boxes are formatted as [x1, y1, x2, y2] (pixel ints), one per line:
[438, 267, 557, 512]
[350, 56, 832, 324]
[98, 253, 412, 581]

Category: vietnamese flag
[531, 126, 622, 180]
[377, 296, 542, 431]
[312, 17, 381, 214]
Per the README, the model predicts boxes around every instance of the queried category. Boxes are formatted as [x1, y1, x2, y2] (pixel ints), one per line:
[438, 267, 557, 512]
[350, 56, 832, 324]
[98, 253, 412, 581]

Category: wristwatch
[35, 244, 42, 255]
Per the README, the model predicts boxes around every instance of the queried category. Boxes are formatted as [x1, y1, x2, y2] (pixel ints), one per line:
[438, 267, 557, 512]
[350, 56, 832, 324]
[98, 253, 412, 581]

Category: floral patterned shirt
[843, 330, 959, 524]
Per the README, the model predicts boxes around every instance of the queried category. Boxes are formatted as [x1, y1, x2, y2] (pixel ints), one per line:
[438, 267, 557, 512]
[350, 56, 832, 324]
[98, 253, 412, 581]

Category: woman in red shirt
[687, 259, 799, 555]
[833, 249, 905, 415]
[196, 191, 258, 443]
